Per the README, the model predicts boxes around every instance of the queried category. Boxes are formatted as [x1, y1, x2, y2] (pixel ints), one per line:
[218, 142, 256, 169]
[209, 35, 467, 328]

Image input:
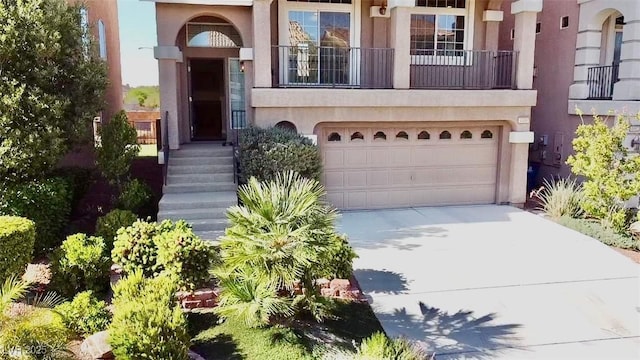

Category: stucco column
[483, 10, 504, 51]
[613, 20, 640, 101]
[252, 0, 272, 88]
[568, 24, 603, 99]
[390, 5, 411, 89]
[155, 46, 182, 150]
[511, 0, 542, 90]
[508, 126, 534, 206]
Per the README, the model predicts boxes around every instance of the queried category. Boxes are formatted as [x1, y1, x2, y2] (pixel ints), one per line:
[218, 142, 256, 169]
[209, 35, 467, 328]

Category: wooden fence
[127, 111, 160, 145]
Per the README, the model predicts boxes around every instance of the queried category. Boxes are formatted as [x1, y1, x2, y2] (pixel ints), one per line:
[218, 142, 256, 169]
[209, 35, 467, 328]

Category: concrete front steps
[157, 143, 237, 241]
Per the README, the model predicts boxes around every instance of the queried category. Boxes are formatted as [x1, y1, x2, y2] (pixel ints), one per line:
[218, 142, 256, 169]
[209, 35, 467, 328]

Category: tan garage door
[320, 125, 499, 210]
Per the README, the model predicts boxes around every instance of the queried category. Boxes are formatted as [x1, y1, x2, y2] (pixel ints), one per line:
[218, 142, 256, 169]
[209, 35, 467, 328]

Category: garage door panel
[324, 149, 345, 169]
[321, 125, 499, 210]
[413, 166, 497, 186]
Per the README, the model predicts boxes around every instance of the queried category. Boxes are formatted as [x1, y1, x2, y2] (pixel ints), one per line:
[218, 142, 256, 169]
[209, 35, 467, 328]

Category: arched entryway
[176, 16, 246, 142]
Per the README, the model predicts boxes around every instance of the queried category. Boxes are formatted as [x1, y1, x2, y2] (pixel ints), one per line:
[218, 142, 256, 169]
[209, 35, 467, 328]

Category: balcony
[273, 46, 394, 89]
[587, 64, 619, 100]
[272, 46, 518, 90]
[410, 50, 518, 90]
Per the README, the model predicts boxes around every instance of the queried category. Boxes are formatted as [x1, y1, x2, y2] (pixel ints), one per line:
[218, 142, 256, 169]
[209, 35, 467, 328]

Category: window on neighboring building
[560, 16, 569, 29]
[510, 28, 515, 40]
[98, 20, 107, 60]
[187, 22, 243, 48]
[536, 22, 541, 34]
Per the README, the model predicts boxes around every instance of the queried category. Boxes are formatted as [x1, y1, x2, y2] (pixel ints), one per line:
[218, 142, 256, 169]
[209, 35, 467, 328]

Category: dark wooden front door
[190, 59, 224, 140]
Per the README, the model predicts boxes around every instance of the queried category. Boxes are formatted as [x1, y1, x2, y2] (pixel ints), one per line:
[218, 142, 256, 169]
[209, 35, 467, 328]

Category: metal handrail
[410, 49, 519, 90]
[162, 110, 169, 186]
[273, 45, 394, 89]
[231, 110, 246, 185]
[587, 64, 619, 100]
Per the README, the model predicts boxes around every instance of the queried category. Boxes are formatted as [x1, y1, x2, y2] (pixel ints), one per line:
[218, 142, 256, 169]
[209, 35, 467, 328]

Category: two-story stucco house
[148, 0, 543, 236]
[500, 0, 640, 184]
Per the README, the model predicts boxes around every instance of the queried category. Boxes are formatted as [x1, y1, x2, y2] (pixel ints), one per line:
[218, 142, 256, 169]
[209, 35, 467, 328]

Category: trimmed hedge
[238, 127, 322, 183]
[0, 177, 72, 255]
[557, 216, 640, 250]
[0, 216, 35, 280]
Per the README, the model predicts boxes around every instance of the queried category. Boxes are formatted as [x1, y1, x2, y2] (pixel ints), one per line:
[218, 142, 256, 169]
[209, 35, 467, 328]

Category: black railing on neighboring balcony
[273, 45, 394, 89]
[587, 64, 619, 100]
[410, 50, 518, 90]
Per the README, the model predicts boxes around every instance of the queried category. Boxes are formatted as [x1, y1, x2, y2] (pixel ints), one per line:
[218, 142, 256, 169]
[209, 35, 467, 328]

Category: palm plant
[216, 171, 352, 327]
[0, 276, 69, 360]
[532, 177, 584, 219]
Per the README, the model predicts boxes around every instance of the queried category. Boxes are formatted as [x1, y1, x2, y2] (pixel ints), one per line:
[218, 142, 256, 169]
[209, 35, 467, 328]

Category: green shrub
[239, 127, 322, 182]
[217, 172, 356, 327]
[531, 178, 584, 219]
[111, 220, 160, 277]
[355, 332, 426, 360]
[50, 234, 110, 298]
[0, 177, 72, 255]
[316, 234, 358, 280]
[0, 216, 35, 280]
[109, 272, 190, 360]
[55, 291, 111, 337]
[567, 111, 640, 232]
[0, 277, 69, 360]
[51, 166, 95, 209]
[95, 111, 139, 190]
[557, 216, 640, 250]
[0, 307, 70, 360]
[95, 209, 138, 251]
[155, 220, 217, 290]
[117, 178, 152, 214]
[112, 219, 215, 288]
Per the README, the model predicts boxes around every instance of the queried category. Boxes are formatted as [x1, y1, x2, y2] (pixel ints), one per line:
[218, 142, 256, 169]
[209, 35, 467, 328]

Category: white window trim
[409, 1, 476, 66]
[277, 0, 361, 85]
[560, 16, 569, 29]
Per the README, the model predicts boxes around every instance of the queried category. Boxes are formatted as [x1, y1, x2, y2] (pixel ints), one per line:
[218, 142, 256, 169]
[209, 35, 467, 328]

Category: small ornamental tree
[96, 111, 140, 190]
[566, 110, 640, 231]
[0, 0, 108, 183]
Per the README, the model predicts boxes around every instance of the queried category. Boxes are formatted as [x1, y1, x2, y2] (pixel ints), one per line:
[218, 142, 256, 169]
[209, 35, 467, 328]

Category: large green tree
[0, 0, 108, 182]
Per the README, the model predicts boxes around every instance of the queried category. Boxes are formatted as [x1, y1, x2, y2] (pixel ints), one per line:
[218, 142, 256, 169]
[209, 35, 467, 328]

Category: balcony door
[287, 11, 351, 86]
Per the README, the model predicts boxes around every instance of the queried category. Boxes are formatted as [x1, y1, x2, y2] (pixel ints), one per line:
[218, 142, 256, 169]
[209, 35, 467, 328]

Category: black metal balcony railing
[410, 50, 518, 90]
[273, 46, 394, 89]
[587, 64, 619, 100]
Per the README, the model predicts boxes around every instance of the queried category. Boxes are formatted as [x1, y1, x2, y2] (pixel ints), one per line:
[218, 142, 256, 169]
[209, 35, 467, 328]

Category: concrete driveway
[338, 205, 640, 359]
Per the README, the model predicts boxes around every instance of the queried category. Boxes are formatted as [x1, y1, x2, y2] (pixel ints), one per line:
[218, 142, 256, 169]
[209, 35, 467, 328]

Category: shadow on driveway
[377, 302, 523, 360]
[354, 268, 411, 295]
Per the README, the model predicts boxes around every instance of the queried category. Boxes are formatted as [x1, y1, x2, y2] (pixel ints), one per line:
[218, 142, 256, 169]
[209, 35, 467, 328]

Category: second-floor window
[410, 0, 472, 63]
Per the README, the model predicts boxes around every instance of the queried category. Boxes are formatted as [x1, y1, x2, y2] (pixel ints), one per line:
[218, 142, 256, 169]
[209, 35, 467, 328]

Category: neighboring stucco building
[147, 0, 542, 210]
[500, 0, 640, 184]
[81, 0, 124, 122]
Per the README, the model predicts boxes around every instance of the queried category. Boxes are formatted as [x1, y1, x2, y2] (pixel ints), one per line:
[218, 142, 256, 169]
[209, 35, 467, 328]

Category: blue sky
[118, 0, 158, 86]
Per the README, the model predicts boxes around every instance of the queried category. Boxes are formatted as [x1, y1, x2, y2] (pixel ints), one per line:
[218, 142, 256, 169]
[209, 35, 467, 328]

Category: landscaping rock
[189, 350, 206, 360]
[315, 278, 330, 288]
[80, 331, 113, 360]
[330, 278, 351, 291]
[629, 221, 640, 238]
